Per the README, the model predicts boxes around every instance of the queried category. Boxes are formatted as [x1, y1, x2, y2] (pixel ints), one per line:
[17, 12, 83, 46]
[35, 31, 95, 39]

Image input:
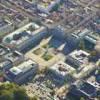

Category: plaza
[25, 36, 66, 71]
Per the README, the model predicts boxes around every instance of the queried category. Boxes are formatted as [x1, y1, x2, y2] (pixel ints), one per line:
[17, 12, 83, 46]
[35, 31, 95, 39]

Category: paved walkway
[25, 37, 66, 71]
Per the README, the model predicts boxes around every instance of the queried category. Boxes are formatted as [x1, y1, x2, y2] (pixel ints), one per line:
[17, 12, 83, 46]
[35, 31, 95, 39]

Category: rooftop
[73, 28, 91, 37]
[0, 60, 11, 69]
[87, 69, 100, 89]
[38, 0, 60, 10]
[4, 51, 23, 63]
[0, 19, 11, 28]
[85, 32, 100, 44]
[68, 50, 90, 65]
[50, 61, 75, 76]
[74, 80, 97, 97]
[3, 22, 45, 46]
[0, 44, 10, 56]
[0, 4, 27, 23]
[10, 59, 37, 75]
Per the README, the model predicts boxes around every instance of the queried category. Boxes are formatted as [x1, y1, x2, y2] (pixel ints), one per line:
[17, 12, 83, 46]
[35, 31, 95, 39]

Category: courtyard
[25, 36, 66, 71]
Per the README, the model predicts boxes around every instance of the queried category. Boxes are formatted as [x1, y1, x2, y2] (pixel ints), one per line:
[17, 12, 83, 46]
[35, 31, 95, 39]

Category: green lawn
[42, 53, 53, 61]
[33, 48, 42, 55]
[42, 44, 48, 49]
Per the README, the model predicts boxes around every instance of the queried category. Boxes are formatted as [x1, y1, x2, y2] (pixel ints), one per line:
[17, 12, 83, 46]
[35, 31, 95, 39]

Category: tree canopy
[0, 83, 29, 100]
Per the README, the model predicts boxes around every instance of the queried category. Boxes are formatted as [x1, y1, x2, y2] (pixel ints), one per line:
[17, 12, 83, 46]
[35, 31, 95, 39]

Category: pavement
[25, 37, 66, 71]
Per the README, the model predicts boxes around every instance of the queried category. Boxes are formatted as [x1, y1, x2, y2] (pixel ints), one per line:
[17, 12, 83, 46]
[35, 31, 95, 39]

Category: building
[4, 51, 24, 66]
[10, 14, 29, 28]
[37, 0, 60, 14]
[0, 44, 10, 61]
[84, 32, 100, 45]
[5, 59, 38, 84]
[66, 50, 90, 67]
[86, 69, 100, 90]
[0, 45, 24, 66]
[0, 60, 12, 71]
[72, 28, 91, 39]
[84, 16, 100, 45]
[66, 50, 97, 79]
[0, 1, 29, 28]
[3, 22, 46, 52]
[9, 13, 29, 28]
[0, 44, 9, 57]
[70, 80, 97, 99]
[0, 19, 14, 37]
[48, 61, 75, 84]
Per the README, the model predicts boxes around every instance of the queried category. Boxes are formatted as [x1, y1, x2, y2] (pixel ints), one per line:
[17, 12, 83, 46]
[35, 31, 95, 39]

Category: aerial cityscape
[0, 0, 100, 100]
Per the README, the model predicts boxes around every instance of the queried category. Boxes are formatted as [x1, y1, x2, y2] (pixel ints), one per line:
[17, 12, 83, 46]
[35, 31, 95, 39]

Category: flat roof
[50, 61, 75, 76]
[3, 22, 45, 46]
[87, 32, 100, 40]
[0, 44, 9, 56]
[4, 51, 23, 63]
[68, 50, 90, 64]
[87, 69, 100, 87]
[0, 60, 11, 69]
[75, 81, 96, 95]
[10, 67, 22, 75]
[9, 59, 37, 75]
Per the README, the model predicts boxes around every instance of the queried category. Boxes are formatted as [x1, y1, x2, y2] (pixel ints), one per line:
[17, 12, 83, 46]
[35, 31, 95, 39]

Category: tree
[14, 88, 28, 100]
[0, 90, 13, 100]
[30, 95, 39, 100]
[5, 37, 11, 43]
[29, 26, 35, 32]
[0, 83, 29, 100]
[0, 72, 4, 77]
[80, 97, 85, 100]
[78, 40, 85, 50]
